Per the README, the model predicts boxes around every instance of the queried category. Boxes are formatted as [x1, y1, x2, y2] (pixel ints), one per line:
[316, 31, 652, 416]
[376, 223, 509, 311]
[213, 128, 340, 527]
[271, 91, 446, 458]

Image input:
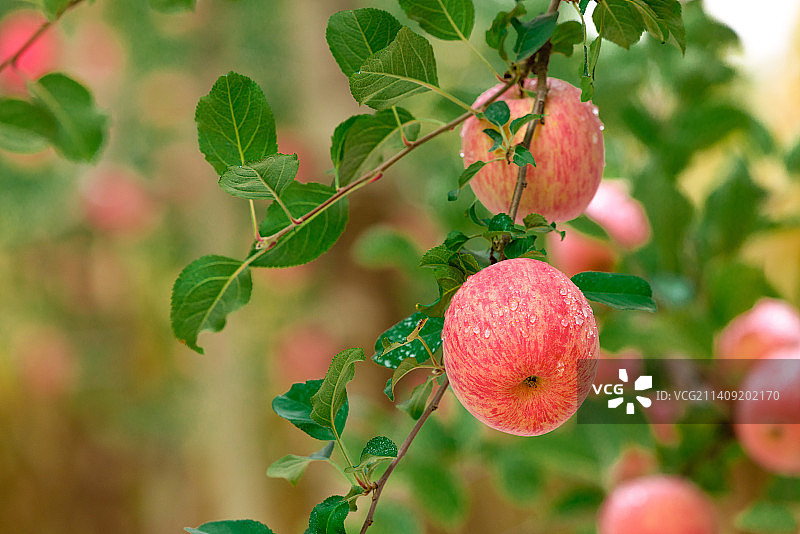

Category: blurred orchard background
[1, 0, 800, 533]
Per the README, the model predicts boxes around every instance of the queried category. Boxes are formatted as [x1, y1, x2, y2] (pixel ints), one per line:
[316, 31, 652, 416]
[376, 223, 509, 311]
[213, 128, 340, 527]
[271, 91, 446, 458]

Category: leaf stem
[248, 199, 263, 245]
[359, 376, 450, 534]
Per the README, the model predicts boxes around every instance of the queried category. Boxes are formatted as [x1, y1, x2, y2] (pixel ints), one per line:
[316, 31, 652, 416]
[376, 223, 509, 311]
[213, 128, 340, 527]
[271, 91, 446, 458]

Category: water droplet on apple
[561, 318, 569, 327]
[509, 298, 519, 311]
[592, 106, 599, 116]
[472, 326, 481, 335]
[483, 328, 491, 338]
[599, 124, 605, 131]
[575, 315, 584, 326]
[459, 152, 465, 158]
[529, 315, 537, 324]
[559, 288, 568, 296]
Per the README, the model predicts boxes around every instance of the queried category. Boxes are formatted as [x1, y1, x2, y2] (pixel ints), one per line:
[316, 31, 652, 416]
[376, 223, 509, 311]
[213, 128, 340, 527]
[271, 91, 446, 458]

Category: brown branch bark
[359, 375, 450, 534]
[0, 0, 86, 75]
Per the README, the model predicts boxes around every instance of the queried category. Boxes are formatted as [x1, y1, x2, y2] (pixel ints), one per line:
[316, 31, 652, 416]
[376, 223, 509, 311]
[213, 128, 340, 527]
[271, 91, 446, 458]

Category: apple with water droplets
[460, 77, 605, 223]
[442, 258, 599, 436]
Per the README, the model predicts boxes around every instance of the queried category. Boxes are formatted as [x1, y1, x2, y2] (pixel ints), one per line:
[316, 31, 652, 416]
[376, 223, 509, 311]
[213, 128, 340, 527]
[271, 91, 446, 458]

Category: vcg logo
[592, 368, 653, 415]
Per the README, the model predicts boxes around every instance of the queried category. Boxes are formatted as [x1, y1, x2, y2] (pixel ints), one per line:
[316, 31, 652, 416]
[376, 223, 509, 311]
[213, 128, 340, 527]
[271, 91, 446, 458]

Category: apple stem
[0, 0, 86, 75]
[359, 375, 450, 534]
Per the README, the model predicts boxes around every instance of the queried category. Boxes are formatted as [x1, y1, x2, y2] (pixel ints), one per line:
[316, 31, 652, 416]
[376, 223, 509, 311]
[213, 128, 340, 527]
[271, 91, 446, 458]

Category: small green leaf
[580, 36, 602, 102]
[509, 113, 539, 136]
[485, 3, 526, 61]
[170, 255, 252, 354]
[250, 182, 349, 268]
[42, 0, 75, 18]
[488, 213, 515, 233]
[0, 99, 56, 153]
[571, 271, 657, 312]
[272, 380, 348, 441]
[374, 311, 444, 368]
[398, 376, 434, 420]
[362, 436, 398, 460]
[267, 442, 335, 485]
[349, 27, 439, 110]
[593, 0, 645, 49]
[484, 101, 510, 128]
[482, 128, 504, 152]
[511, 12, 558, 61]
[646, 0, 686, 53]
[219, 154, 298, 200]
[504, 236, 543, 259]
[185, 520, 274, 534]
[512, 144, 536, 167]
[444, 231, 470, 251]
[449, 161, 486, 201]
[330, 115, 362, 170]
[308, 496, 349, 534]
[579, 0, 591, 14]
[523, 213, 551, 231]
[551, 20, 584, 56]
[398, 0, 475, 41]
[335, 107, 419, 187]
[326, 9, 403, 77]
[735, 501, 798, 534]
[149, 0, 195, 13]
[195, 72, 277, 175]
[417, 247, 480, 317]
[28, 73, 107, 162]
[310, 348, 366, 431]
[567, 215, 610, 240]
[386, 357, 424, 400]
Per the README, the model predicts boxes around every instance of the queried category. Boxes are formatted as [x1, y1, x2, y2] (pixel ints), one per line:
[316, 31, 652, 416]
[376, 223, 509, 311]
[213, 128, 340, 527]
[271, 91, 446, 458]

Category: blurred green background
[1, 1, 799, 533]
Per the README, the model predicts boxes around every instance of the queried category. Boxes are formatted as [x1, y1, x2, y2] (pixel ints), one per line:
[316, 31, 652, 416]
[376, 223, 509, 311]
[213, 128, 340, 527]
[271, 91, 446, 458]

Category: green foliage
[272, 380, 349, 441]
[333, 107, 419, 187]
[326, 9, 402, 77]
[593, 0, 685, 52]
[42, 0, 75, 18]
[398, 0, 475, 41]
[170, 255, 252, 354]
[417, 243, 481, 317]
[0, 99, 55, 153]
[346, 436, 398, 479]
[23, 74, 107, 162]
[349, 27, 439, 110]
[250, 182, 349, 268]
[374, 311, 444, 368]
[511, 12, 558, 61]
[185, 520, 274, 534]
[267, 442, 334, 486]
[485, 3, 526, 62]
[571, 271, 657, 312]
[398, 376, 434, 419]
[310, 348, 366, 432]
[448, 161, 485, 200]
[735, 501, 798, 534]
[551, 21, 584, 56]
[307, 496, 349, 534]
[149, 0, 196, 13]
[219, 154, 299, 200]
[195, 72, 277, 175]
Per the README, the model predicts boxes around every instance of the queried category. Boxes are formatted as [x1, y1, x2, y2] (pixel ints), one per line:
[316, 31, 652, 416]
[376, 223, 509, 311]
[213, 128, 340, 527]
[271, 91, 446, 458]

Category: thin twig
[0, 0, 86, 75]
[359, 375, 450, 534]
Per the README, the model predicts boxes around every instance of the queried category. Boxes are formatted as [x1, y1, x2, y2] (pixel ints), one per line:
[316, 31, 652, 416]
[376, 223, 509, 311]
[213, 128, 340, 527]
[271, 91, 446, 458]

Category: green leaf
[551, 20, 584, 56]
[504, 236, 543, 259]
[185, 520, 274, 534]
[571, 271, 656, 312]
[735, 501, 798, 534]
[310, 348, 366, 431]
[218, 153, 298, 200]
[250, 182, 349, 268]
[386, 357, 423, 401]
[580, 36, 602, 102]
[267, 442, 335, 485]
[523, 213, 550, 231]
[308, 496, 349, 534]
[336, 107, 419, 187]
[170, 255, 252, 354]
[0, 99, 56, 153]
[417, 251, 480, 317]
[42, 0, 75, 18]
[28, 74, 107, 162]
[593, 0, 645, 49]
[444, 231, 470, 251]
[195, 72, 277, 175]
[483, 101, 510, 128]
[567, 215, 610, 240]
[511, 12, 558, 61]
[786, 136, 800, 176]
[579, 0, 591, 13]
[326, 9, 403, 77]
[767, 477, 800, 503]
[374, 311, 444, 368]
[330, 115, 362, 170]
[646, 0, 686, 52]
[485, 3, 526, 61]
[512, 144, 536, 167]
[349, 27, 439, 110]
[362, 436, 398, 460]
[482, 127, 504, 152]
[488, 213, 515, 233]
[398, 376, 434, 420]
[448, 161, 485, 201]
[272, 380, 349, 441]
[398, 0, 475, 41]
[149, 0, 195, 13]
[509, 113, 539, 136]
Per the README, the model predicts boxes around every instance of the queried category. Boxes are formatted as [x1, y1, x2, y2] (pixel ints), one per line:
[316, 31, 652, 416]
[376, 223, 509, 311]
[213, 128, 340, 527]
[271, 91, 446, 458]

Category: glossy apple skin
[460, 78, 604, 223]
[442, 258, 599, 436]
[598, 475, 718, 534]
[734, 347, 800, 475]
[0, 10, 60, 93]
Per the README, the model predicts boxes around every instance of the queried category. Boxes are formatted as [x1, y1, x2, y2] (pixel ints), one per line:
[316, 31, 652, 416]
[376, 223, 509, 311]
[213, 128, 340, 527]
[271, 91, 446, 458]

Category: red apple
[607, 447, 657, 487]
[734, 347, 800, 475]
[716, 298, 800, 362]
[585, 180, 651, 249]
[79, 166, 159, 236]
[547, 230, 616, 277]
[273, 322, 340, 385]
[598, 475, 718, 534]
[0, 10, 60, 93]
[442, 258, 599, 436]
[460, 77, 604, 223]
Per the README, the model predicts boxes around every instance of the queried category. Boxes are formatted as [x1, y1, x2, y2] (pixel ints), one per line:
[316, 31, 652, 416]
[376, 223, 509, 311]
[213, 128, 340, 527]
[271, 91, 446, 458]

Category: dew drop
[561, 318, 569, 327]
[599, 124, 605, 131]
[509, 298, 519, 311]
[559, 288, 568, 296]
[459, 152, 465, 158]
[575, 316, 584, 326]
[472, 326, 481, 335]
[529, 315, 537, 324]
[483, 328, 491, 338]
[592, 106, 599, 116]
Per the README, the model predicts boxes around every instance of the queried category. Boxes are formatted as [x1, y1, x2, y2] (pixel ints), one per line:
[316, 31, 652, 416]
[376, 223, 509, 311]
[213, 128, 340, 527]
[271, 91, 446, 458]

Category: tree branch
[360, 375, 450, 534]
[0, 0, 86, 75]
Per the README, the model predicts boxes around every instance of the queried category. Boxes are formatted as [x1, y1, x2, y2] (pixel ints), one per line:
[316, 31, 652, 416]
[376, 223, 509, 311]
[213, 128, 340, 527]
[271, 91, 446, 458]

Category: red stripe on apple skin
[460, 78, 605, 223]
[442, 258, 599, 436]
